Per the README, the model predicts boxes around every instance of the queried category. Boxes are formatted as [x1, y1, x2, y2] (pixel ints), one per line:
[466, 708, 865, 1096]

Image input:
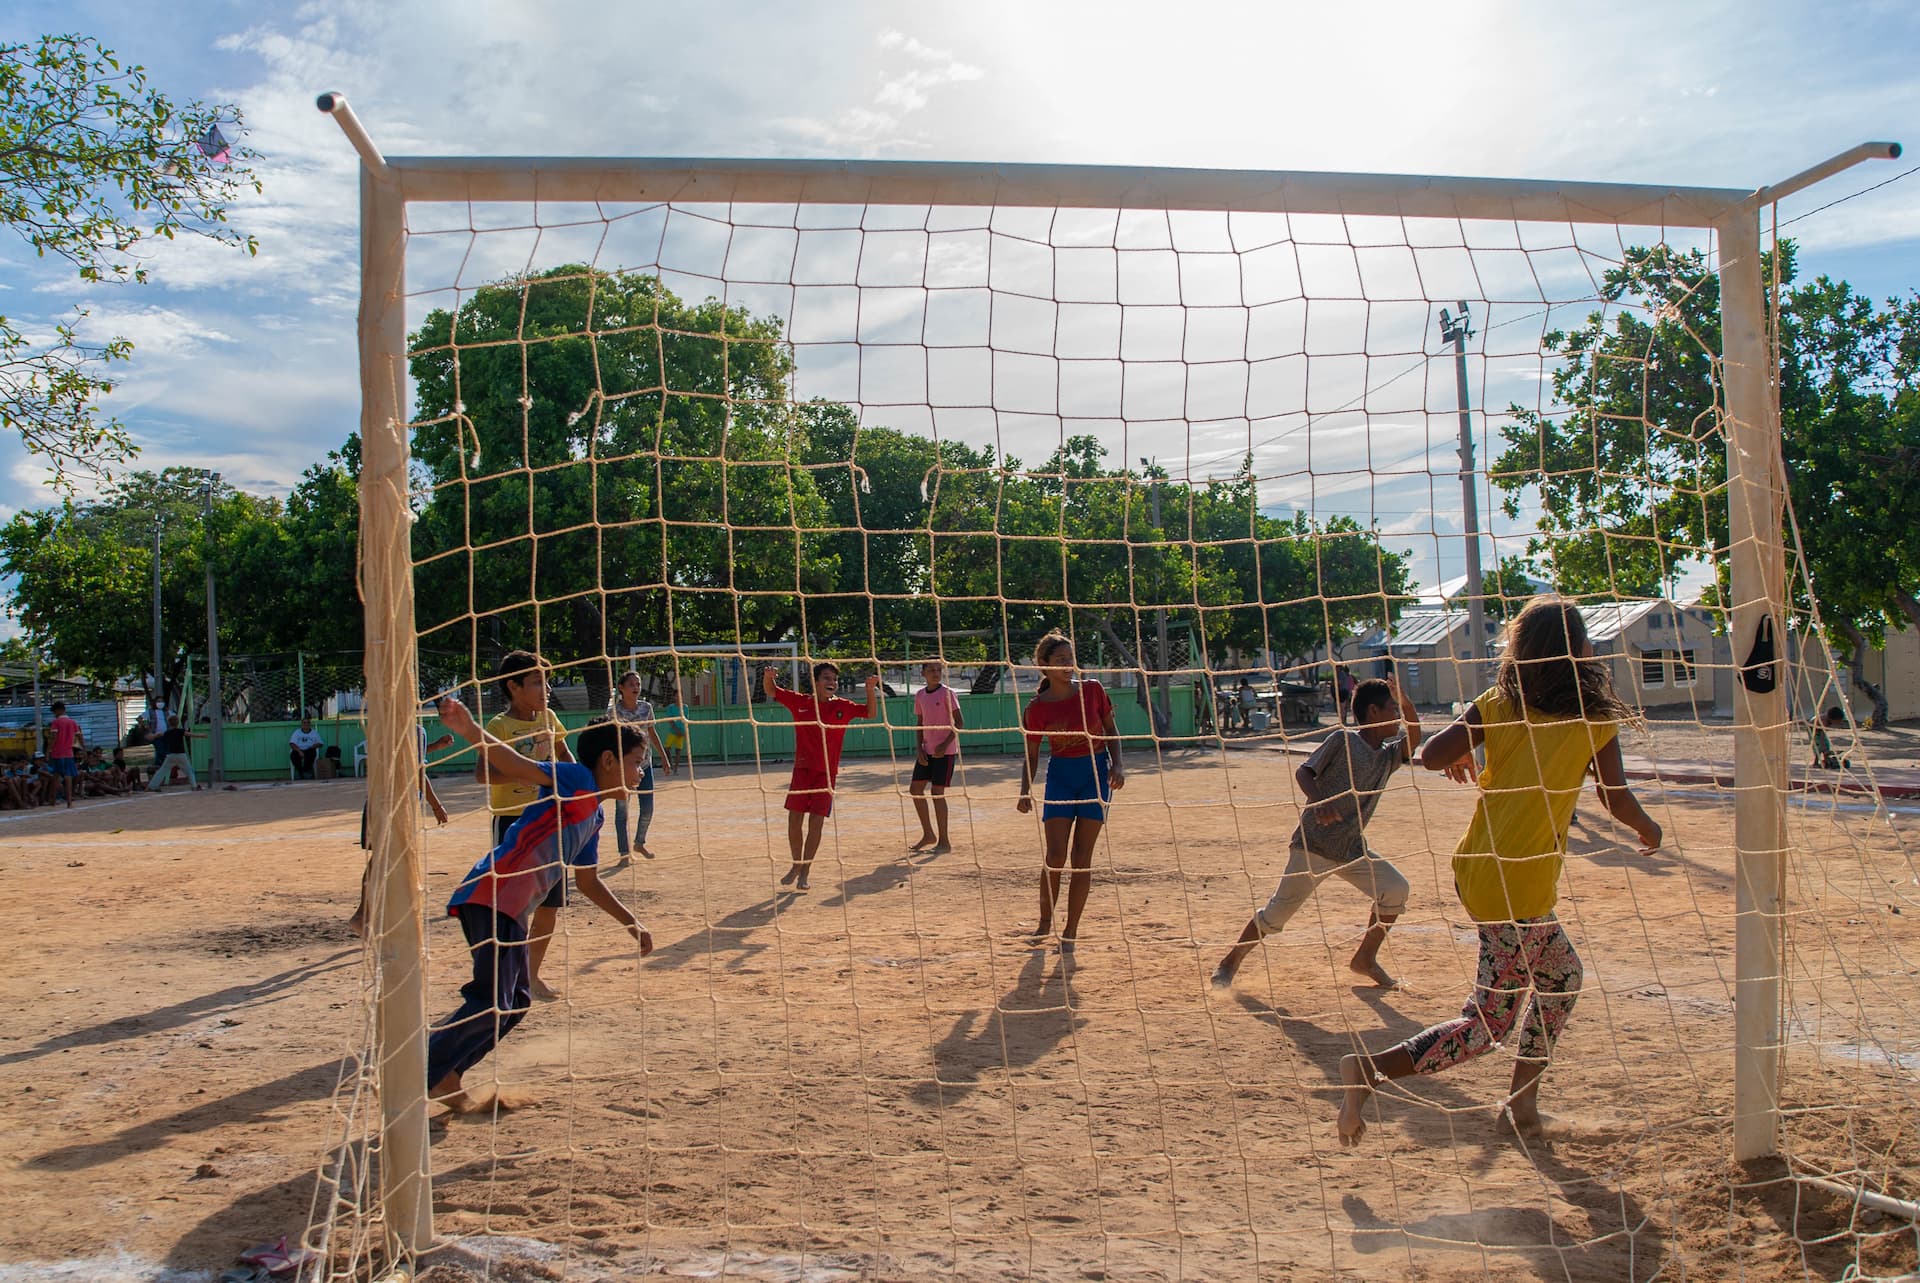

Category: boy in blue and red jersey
[426, 695, 655, 1112]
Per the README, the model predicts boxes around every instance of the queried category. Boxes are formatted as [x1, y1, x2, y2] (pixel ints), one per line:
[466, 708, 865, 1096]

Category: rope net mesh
[306, 184, 1920, 1281]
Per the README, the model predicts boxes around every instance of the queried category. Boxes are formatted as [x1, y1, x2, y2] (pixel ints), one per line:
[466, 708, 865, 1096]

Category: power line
[1777, 162, 1920, 229]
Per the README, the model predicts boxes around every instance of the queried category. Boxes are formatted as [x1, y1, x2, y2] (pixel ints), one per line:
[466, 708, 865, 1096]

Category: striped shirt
[447, 762, 604, 928]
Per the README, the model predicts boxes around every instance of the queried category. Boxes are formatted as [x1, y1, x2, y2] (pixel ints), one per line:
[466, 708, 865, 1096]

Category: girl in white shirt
[606, 670, 673, 861]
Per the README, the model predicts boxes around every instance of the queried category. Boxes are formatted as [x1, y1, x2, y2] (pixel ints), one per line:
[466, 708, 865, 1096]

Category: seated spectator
[29, 753, 55, 805]
[1811, 706, 1848, 770]
[109, 747, 142, 792]
[289, 718, 325, 779]
[79, 747, 113, 797]
[0, 759, 30, 809]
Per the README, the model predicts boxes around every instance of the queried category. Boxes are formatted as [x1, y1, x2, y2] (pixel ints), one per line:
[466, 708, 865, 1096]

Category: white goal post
[321, 88, 1899, 1257]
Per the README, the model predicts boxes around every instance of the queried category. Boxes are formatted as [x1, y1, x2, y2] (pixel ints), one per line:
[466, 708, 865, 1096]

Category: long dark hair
[1494, 598, 1638, 724]
[1032, 629, 1073, 697]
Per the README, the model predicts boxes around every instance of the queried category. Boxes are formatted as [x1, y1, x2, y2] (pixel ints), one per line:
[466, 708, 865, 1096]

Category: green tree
[0, 468, 232, 681]
[1, 34, 259, 486]
[407, 267, 840, 695]
[1490, 242, 1920, 713]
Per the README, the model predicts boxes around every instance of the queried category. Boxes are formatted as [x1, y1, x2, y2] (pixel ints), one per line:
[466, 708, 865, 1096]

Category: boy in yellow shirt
[477, 649, 574, 999]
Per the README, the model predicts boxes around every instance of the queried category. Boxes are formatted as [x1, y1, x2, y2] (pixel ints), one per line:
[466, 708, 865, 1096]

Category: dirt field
[1, 725, 1916, 1282]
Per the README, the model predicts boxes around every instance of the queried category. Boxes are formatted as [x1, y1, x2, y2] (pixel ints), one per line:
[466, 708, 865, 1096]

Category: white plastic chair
[353, 741, 369, 777]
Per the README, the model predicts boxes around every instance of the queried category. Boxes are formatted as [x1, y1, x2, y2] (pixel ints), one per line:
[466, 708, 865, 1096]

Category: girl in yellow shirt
[1337, 598, 1662, 1145]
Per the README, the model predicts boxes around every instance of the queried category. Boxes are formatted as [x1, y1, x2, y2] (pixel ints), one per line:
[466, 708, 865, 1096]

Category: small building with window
[1576, 600, 1723, 710]
[1348, 609, 1505, 708]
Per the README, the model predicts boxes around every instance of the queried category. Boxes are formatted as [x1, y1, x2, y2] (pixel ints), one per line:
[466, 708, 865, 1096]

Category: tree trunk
[1839, 622, 1890, 728]
[1895, 590, 1920, 633]
[1098, 614, 1170, 737]
[571, 595, 615, 713]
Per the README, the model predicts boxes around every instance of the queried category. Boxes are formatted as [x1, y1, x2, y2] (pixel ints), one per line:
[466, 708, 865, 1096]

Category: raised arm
[1419, 701, 1483, 783]
[1391, 676, 1423, 761]
[436, 696, 555, 789]
[863, 674, 882, 719]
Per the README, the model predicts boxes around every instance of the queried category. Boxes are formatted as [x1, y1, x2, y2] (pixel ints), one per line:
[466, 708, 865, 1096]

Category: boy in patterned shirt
[477, 650, 574, 999]
[1212, 677, 1421, 990]
[427, 694, 654, 1113]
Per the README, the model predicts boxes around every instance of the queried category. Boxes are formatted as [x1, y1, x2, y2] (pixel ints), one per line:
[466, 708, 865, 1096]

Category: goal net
[311, 134, 1920, 1281]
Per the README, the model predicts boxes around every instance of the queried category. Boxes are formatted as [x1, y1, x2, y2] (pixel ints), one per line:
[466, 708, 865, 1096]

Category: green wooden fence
[187, 686, 1200, 781]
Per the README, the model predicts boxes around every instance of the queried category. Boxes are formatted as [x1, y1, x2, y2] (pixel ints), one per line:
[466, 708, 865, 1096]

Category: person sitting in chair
[290, 718, 325, 779]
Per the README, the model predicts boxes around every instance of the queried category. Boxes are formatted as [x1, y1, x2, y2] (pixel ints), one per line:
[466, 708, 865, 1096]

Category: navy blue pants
[426, 905, 530, 1088]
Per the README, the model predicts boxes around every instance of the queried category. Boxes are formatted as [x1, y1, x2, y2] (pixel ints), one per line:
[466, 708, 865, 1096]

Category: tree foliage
[1, 34, 259, 487]
[1489, 240, 1920, 704]
[0, 268, 1425, 708]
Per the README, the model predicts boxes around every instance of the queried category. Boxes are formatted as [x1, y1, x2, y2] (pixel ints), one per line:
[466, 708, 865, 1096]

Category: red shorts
[784, 766, 836, 816]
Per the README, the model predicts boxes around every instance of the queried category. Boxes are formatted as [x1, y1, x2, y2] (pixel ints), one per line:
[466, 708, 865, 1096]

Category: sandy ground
[1, 723, 1917, 1282]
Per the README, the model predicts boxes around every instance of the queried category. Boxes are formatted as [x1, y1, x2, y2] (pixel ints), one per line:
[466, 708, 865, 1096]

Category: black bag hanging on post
[1741, 615, 1779, 694]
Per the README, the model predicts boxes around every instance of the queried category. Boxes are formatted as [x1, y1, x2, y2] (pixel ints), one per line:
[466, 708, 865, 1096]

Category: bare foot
[779, 865, 801, 887]
[429, 1072, 473, 1114]
[794, 870, 811, 891]
[346, 915, 366, 940]
[531, 978, 560, 1002]
[1349, 957, 1398, 989]
[1499, 1100, 1556, 1142]
[909, 834, 936, 852]
[1337, 1054, 1375, 1147]
[1209, 962, 1236, 990]
[926, 842, 951, 855]
[609, 854, 632, 873]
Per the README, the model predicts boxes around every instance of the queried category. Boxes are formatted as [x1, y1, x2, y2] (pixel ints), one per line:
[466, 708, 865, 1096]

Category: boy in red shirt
[762, 662, 881, 890]
[46, 701, 83, 808]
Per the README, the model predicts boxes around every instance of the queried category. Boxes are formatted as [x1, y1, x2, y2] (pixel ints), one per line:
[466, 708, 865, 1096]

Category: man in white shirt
[289, 718, 325, 779]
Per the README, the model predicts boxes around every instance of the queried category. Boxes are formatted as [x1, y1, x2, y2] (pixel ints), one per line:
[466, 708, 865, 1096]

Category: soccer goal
[315, 88, 1915, 1280]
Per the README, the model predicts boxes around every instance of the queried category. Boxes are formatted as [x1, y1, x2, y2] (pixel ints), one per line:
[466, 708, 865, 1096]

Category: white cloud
[69, 305, 237, 358]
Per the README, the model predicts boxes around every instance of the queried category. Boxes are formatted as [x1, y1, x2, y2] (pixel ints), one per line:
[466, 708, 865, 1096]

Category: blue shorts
[1042, 754, 1110, 822]
[48, 757, 78, 778]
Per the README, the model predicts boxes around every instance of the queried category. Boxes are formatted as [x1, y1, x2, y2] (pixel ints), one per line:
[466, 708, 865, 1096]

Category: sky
[1, 0, 1917, 632]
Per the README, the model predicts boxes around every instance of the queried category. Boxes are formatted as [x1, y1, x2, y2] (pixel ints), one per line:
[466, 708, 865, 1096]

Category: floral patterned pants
[1394, 916, 1583, 1074]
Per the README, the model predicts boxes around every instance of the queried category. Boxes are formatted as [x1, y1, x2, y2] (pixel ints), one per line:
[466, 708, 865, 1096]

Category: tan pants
[1255, 844, 1409, 935]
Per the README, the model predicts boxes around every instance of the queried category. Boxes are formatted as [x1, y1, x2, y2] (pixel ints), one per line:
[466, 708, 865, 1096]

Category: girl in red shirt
[1017, 630, 1125, 955]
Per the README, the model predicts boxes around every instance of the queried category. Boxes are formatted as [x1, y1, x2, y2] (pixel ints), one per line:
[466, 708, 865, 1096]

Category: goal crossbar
[376, 155, 1756, 228]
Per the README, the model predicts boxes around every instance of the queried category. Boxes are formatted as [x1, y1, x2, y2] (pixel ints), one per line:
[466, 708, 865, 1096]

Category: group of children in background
[408, 596, 1672, 1147]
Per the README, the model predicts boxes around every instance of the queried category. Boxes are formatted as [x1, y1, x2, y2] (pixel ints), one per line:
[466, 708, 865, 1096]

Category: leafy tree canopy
[1, 34, 260, 488]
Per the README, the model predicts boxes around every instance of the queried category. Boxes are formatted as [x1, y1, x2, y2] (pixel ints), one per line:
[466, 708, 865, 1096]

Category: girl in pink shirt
[909, 661, 965, 853]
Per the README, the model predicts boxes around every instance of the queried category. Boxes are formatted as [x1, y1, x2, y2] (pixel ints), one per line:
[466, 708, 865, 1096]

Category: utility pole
[1141, 457, 1171, 733]
[152, 513, 165, 719]
[201, 472, 225, 784]
[1440, 302, 1487, 677]
[30, 648, 42, 756]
